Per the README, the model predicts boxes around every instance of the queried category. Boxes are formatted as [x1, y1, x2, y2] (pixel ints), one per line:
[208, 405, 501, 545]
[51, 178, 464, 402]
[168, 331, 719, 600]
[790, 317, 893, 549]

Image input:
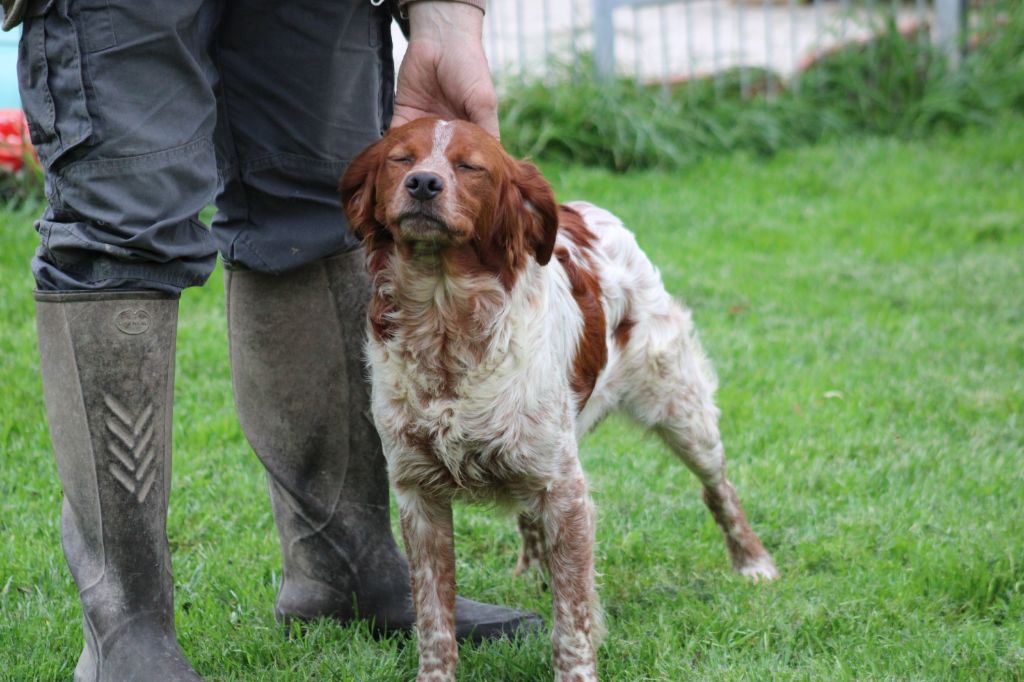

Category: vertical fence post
[935, 0, 967, 68]
[594, 0, 615, 79]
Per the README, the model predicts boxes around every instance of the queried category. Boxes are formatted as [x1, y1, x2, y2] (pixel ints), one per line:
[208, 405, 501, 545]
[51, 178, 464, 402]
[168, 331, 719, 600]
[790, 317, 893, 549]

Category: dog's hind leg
[625, 305, 778, 581]
[514, 512, 549, 581]
[661, 418, 779, 581]
[658, 414, 778, 580]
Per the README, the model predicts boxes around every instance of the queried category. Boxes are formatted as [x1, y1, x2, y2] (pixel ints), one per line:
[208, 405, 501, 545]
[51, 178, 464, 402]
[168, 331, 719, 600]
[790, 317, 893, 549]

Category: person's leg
[20, 0, 221, 678]
[214, 0, 540, 639]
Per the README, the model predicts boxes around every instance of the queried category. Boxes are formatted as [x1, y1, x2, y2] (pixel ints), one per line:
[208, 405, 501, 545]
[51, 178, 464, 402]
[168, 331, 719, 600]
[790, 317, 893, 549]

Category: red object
[0, 109, 36, 173]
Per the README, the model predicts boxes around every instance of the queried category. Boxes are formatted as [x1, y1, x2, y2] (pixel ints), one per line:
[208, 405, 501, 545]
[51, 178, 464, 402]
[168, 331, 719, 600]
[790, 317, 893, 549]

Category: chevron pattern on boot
[103, 395, 158, 504]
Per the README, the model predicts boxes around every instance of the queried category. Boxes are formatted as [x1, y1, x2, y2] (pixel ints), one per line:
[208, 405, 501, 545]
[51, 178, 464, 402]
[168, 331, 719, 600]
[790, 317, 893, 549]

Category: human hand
[392, 2, 499, 138]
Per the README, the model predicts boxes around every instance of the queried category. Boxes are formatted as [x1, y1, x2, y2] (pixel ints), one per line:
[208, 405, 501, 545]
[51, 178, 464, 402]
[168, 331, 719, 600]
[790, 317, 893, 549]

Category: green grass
[2, 118, 1023, 680]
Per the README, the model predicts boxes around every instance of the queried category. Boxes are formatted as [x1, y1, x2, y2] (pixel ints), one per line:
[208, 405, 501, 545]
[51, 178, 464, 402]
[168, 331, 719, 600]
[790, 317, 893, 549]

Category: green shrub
[500, 2, 1024, 170]
[0, 151, 44, 211]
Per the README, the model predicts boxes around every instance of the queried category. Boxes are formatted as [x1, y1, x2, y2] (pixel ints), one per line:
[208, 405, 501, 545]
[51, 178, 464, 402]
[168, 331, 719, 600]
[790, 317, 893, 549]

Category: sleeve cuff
[396, 0, 485, 15]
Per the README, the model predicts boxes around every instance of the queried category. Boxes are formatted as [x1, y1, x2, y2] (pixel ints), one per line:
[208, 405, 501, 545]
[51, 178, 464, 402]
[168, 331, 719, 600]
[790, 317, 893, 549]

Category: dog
[339, 118, 778, 682]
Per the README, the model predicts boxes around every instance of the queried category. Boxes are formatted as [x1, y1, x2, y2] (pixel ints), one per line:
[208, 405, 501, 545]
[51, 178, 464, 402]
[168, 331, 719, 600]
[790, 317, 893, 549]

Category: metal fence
[391, 0, 974, 91]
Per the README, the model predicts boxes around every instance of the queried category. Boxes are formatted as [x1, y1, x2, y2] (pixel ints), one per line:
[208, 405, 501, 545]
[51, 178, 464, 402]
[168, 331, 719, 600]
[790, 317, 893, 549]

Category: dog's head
[340, 118, 559, 286]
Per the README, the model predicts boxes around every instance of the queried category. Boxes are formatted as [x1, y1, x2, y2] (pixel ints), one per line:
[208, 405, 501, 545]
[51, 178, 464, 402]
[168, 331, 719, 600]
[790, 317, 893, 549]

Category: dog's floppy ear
[516, 160, 560, 266]
[340, 137, 389, 243]
[497, 159, 560, 266]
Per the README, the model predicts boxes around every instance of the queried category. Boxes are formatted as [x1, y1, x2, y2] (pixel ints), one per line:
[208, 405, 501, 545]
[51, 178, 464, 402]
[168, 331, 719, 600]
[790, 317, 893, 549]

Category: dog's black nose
[405, 172, 444, 201]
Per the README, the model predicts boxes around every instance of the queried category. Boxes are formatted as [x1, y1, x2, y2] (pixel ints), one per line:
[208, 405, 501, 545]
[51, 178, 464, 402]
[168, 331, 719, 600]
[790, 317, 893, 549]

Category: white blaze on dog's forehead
[431, 120, 457, 159]
[409, 120, 458, 178]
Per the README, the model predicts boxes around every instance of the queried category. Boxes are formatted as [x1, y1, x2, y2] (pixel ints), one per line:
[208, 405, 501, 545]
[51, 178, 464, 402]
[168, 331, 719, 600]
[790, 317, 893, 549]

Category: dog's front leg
[543, 458, 601, 682]
[398, 490, 458, 682]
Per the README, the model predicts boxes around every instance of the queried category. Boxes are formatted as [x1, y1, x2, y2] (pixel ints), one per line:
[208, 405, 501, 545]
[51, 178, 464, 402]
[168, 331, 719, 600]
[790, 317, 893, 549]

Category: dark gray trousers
[18, 0, 393, 292]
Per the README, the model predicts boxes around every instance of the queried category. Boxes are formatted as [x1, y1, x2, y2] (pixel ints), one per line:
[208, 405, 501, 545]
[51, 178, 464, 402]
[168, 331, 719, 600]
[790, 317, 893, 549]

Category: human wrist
[404, 1, 485, 41]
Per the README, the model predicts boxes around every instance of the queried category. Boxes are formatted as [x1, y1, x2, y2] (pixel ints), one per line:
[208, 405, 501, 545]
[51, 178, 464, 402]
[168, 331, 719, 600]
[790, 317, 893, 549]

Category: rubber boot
[225, 250, 542, 643]
[35, 291, 200, 682]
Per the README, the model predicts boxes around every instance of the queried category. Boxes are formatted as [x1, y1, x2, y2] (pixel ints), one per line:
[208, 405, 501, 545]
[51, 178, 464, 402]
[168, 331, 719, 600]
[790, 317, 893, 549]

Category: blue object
[0, 29, 20, 108]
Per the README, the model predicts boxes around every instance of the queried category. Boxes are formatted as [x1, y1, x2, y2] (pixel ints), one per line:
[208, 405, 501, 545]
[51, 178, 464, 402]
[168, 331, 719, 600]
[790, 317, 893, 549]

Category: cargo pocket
[76, 0, 116, 54]
[17, 0, 93, 170]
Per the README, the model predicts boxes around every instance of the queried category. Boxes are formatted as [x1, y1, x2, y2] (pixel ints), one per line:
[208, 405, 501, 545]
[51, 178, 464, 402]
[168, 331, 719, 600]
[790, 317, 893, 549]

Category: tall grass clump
[501, 2, 1024, 170]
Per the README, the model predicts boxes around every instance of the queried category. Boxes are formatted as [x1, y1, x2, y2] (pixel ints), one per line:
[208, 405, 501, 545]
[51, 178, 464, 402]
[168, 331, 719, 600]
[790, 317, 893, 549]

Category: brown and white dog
[340, 118, 778, 682]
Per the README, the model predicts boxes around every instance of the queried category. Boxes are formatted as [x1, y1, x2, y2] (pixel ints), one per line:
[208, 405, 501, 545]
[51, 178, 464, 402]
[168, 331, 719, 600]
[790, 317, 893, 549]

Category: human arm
[391, 1, 499, 138]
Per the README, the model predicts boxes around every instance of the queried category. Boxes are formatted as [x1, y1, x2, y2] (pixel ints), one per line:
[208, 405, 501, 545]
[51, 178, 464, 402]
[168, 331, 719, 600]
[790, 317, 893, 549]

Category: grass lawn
[1, 118, 1023, 681]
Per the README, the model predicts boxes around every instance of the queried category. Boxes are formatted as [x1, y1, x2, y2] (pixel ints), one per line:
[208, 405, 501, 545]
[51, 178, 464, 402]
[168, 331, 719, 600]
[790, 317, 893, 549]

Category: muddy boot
[225, 250, 542, 643]
[35, 291, 200, 682]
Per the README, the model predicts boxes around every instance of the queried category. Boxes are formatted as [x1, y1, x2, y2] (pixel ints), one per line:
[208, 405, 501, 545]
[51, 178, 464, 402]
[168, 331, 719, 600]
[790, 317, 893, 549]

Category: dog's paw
[738, 555, 779, 583]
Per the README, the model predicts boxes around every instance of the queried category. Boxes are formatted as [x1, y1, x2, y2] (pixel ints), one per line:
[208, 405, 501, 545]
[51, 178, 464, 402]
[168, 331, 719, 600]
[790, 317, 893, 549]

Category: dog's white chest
[369, 340, 567, 497]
